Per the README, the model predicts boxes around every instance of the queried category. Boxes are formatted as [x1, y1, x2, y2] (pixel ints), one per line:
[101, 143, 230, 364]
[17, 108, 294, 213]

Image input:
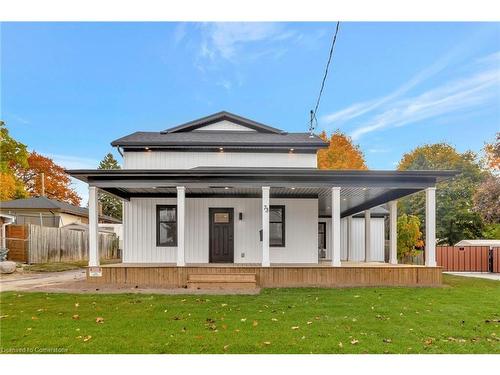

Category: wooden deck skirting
[86, 264, 442, 288]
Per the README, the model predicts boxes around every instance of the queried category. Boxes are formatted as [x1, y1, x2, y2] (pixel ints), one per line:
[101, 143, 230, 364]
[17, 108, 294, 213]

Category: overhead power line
[309, 21, 341, 136]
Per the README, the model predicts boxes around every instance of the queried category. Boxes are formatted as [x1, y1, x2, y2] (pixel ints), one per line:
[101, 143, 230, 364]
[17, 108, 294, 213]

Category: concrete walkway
[445, 272, 500, 281]
[0, 269, 86, 292]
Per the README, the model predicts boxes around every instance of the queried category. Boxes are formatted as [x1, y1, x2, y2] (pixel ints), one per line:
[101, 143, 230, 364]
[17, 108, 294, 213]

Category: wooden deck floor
[100, 261, 424, 268]
[89, 262, 441, 288]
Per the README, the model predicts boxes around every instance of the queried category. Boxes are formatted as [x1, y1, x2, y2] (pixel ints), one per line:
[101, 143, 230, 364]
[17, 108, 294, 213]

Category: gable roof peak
[161, 111, 286, 134]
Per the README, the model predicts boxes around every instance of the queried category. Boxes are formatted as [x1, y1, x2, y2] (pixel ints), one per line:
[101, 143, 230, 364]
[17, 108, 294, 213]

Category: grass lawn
[22, 259, 120, 273]
[0, 275, 498, 354]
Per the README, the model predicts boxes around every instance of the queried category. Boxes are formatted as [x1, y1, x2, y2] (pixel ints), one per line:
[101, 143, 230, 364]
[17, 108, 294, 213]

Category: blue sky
[1, 22, 499, 204]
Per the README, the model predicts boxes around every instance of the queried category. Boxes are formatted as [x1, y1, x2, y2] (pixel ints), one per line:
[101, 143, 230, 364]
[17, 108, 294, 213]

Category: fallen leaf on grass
[72, 314, 80, 320]
[423, 338, 434, 346]
[37, 308, 44, 312]
[383, 338, 392, 343]
[271, 318, 278, 322]
[338, 342, 343, 348]
[75, 303, 79, 307]
[263, 341, 271, 345]
[291, 326, 299, 330]
[351, 339, 359, 345]
[221, 303, 228, 307]
[0, 315, 9, 319]
[240, 318, 247, 322]
[223, 345, 230, 351]
[83, 335, 92, 342]
[95, 317, 104, 324]
[31, 316, 38, 320]
[253, 320, 258, 327]
[307, 321, 312, 325]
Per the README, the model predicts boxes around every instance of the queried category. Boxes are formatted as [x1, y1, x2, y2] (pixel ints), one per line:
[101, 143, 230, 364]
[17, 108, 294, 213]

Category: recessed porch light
[219, 147, 224, 152]
[145, 147, 151, 152]
[289, 148, 294, 152]
[290, 187, 296, 190]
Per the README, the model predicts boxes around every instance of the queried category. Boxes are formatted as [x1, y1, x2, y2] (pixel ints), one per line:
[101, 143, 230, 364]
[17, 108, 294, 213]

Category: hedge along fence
[27, 224, 119, 264]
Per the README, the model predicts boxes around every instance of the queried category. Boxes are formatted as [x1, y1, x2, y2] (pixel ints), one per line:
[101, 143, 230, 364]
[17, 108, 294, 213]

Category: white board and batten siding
[123, 151, 317, 169]
[123, 197, 318, 264]
[318, 217, 385, 262]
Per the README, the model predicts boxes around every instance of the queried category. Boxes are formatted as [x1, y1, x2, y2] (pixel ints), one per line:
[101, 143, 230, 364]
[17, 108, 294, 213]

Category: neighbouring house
[0, 196, 121, 227]
[68, 111, 455, 288]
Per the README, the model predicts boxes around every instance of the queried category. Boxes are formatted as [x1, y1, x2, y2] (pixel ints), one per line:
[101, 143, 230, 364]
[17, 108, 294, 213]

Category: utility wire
[309, 21, 341, 135]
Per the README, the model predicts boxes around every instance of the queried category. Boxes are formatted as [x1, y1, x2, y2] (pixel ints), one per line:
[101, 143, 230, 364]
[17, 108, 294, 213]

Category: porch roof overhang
[67, 167, 456, 218]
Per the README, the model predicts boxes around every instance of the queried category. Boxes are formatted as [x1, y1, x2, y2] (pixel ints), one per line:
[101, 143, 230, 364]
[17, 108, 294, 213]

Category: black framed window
[270, 205, 285, 247]
[318, 222, 326, 250]
[156, 205, 177, 247]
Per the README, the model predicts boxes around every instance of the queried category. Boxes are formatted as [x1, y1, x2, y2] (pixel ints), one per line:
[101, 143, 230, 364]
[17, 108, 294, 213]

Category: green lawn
[0, 275, 499, 354]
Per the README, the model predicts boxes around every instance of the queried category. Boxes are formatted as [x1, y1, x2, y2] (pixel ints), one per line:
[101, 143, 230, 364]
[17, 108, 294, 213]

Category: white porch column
[389, 200, 398, 264]
[364, 209, 372, 262]
[347, 215, 353, 261]
[331, 187, 341, 267]
[88, 186, 99, 267]
[176, 186, 185, 267]
[262, 186, 270, 267]
[425, 187, 437, 266]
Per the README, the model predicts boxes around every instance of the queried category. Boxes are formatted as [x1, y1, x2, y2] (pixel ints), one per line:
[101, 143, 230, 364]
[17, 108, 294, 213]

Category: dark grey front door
[209, 208, 234, 263]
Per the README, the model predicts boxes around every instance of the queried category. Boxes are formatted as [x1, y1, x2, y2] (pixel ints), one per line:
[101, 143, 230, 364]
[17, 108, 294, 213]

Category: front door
[209, 208, 234, 263]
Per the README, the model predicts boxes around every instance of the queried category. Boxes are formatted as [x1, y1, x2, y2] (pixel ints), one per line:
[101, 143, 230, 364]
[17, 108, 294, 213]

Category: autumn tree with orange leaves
[14, 152, 81, 206]
[317, 130, 368, 170]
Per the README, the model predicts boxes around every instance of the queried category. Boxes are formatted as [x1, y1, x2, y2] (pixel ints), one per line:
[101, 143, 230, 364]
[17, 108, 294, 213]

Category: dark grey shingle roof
[0, 196, 121, 223]
[111, 131, 327, 148]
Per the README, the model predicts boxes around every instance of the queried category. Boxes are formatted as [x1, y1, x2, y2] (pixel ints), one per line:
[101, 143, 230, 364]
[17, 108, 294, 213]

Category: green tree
[397, 214, 423, 258]
[97, 153, 122, 220]
[0, 120, 29, 200]
[398, 143, 486, 245]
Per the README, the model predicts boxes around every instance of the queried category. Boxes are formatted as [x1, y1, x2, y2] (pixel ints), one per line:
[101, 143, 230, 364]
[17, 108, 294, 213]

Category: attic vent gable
[192, 120, 257, 132]
[161, 111, 287, 134]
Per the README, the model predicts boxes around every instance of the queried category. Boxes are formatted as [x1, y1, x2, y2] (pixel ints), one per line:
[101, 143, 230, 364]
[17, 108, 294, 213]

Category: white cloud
[349, 64, 500, 140]
[173, 23, 188, 45]
[216, 79, 232, 91]
[321, 41, 480, 126]
[199, 22, 294, 62]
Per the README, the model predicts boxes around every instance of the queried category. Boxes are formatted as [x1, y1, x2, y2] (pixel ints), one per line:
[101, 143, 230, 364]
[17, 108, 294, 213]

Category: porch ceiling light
[219, 147, 224, 152]
[290, 187, 296, 190]
[289, 148, 294, 152]
[145, 147, 151, 152]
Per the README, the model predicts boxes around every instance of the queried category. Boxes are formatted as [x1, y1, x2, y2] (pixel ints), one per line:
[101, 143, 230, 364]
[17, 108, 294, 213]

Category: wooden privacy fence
[5, 224, 119, 263]
[436, 246, 500, 273]
[5, 225, 29, 262]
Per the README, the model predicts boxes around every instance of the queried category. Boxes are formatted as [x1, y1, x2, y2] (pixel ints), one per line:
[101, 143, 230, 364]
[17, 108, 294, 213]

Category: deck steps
[187, 273, 257, 290]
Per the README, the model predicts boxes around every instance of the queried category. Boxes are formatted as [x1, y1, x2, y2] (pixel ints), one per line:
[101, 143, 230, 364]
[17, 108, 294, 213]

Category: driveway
[0, 269, 86, 292]
[444, 272, 500, 281]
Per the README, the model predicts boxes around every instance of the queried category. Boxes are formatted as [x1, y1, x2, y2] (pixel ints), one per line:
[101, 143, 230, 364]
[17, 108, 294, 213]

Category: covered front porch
[69, 168, 454, 287]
